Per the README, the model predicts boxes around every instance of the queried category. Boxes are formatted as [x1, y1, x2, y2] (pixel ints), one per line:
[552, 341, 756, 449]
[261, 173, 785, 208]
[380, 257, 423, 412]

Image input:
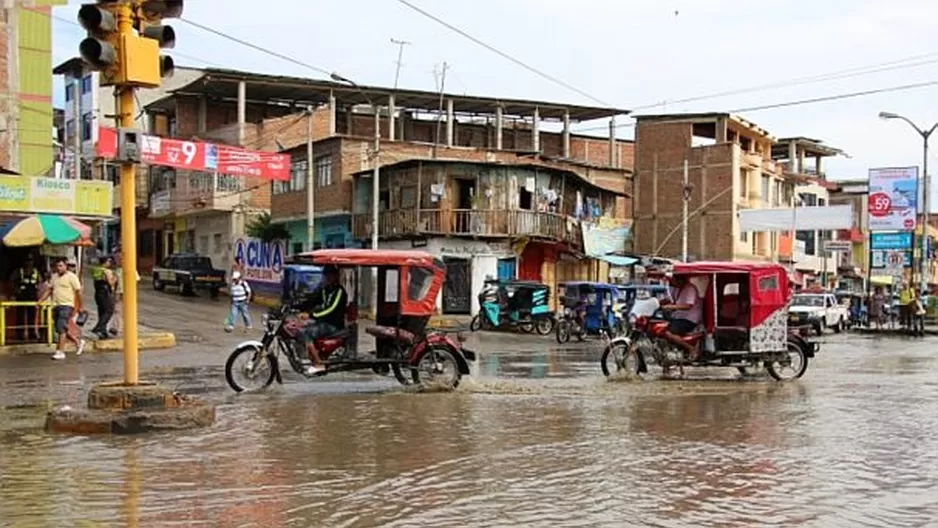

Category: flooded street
[1, 290, 937, 526]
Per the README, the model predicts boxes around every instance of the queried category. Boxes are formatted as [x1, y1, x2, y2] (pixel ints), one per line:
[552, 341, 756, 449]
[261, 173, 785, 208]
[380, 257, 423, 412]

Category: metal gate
[442, 258, 472, 314]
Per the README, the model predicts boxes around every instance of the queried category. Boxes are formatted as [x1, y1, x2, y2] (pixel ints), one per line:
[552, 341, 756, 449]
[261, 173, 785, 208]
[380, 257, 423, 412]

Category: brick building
[139, 68, 633, 305]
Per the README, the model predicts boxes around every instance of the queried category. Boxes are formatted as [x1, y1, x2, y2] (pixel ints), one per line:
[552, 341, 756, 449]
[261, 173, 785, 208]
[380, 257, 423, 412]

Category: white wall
[192, 212, 233, 270]
[380, 238, 510, 314]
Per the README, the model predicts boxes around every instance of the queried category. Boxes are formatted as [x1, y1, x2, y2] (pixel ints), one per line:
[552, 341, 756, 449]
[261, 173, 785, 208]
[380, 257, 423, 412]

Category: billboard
[868, 167, 918, 231]
[738, 205, 854, 232]
[233, 237, 286, 285]
[870, 232, 913, 272]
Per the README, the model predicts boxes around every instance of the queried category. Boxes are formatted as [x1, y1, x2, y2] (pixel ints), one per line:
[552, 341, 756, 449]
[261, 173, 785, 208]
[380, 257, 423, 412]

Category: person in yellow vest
[14, 254, 41, 342]
[90, 256, 117, 339]
[899, 282, 914, 331]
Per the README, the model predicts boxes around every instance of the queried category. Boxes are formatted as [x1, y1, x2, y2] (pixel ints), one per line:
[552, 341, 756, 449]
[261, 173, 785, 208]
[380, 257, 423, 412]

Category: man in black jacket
[297, 265, 347, 374]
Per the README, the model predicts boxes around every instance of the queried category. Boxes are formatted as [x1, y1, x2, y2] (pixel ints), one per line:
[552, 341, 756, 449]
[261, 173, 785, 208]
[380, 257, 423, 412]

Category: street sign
[823, 240, 852, 252]
[886, 250, 905, 273]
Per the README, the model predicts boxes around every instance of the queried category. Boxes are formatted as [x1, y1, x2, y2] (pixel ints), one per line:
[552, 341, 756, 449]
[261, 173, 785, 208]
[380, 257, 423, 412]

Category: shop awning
[870, 275, 895, 286]
[597, 255, 638, 266]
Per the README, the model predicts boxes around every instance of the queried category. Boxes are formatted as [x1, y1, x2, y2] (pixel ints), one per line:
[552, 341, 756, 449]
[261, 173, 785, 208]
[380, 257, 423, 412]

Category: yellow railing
[0, 301, 55, 346]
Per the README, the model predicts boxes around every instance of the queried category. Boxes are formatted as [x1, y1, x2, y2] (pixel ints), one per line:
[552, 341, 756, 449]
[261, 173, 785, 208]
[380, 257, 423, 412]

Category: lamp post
[879, 111, 938, 293]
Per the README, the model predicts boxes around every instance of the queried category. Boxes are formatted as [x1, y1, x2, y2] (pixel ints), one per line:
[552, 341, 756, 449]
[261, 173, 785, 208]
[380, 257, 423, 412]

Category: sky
[48, 0, 938, 206]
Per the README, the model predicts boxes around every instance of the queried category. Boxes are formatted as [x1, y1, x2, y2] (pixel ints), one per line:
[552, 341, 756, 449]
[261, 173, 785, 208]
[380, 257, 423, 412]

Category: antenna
[432, 61, 449, 158]
[390, 38, 412, 89]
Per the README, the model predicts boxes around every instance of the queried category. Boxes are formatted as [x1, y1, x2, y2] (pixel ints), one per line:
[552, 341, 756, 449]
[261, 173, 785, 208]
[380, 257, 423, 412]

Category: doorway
[455, 179, 474, 233]
[497, 257, 516, 281]
[442, 257, 472, 314]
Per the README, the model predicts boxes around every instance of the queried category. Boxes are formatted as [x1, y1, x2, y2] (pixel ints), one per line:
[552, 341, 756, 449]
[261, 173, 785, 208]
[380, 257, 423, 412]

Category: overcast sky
[50, 0, 938, 204]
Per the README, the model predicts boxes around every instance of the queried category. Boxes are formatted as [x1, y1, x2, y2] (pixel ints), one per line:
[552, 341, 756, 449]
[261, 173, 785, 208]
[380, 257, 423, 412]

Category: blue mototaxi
[556, 281, 619, 343]
[470, 279, 556, 335]
[280, 263, 324, 304]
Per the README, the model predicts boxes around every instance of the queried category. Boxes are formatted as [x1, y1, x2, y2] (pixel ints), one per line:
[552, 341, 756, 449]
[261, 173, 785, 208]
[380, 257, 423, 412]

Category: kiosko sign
[0, 175, 113, 217]
[234, 237, 285, 284]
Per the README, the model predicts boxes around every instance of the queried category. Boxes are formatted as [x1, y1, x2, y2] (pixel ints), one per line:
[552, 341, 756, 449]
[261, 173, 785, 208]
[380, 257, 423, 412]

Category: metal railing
[0, 302, 55, 346]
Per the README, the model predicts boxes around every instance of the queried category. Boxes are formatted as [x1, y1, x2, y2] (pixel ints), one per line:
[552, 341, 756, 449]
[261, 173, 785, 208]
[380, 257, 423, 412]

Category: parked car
[152, 253, 226, 298]
[788, 292, 848, 335]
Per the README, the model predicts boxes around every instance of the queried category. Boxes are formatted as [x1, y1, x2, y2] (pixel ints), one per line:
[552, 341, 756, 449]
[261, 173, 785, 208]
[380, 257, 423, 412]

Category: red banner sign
[97, 127, 290, 181]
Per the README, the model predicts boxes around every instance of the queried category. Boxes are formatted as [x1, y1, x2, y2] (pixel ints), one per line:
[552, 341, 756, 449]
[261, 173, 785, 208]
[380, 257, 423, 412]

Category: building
[829, 178, 869, 291]
[140, 68, 634, 299]
[53, 58, 203, 270]
[351, 159, 628, 314]
[0, 0, 66, 176]
[632, 112, 786, 262]
[770, 137, 846, 287]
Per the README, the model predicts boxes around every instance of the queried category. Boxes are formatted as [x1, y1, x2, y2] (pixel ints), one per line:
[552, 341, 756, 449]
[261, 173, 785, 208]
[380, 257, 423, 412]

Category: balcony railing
[352, 209, 582, 247]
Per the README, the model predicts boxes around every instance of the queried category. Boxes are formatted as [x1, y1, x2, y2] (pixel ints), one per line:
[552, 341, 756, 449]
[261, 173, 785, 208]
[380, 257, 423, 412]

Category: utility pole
[306, 105, 315, 250]
[432, 61, 448, 159]
[681, 159, 690, 262]
[72, 84, 82, 179]
[390, 38, 411, 90]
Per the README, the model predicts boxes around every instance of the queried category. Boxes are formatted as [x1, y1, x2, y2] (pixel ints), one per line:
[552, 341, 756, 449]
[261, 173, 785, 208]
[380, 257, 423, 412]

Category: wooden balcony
[352, 209, 582, 247]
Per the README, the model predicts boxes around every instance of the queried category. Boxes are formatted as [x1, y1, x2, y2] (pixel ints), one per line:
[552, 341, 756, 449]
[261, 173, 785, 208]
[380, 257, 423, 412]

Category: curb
[0, 332, 177, 356]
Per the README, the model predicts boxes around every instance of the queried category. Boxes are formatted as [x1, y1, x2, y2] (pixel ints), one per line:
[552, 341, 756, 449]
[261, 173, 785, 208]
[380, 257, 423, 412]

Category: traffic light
[76, 0, 182, 89]
[77, 1, 120, 85]
[136, 0, 183, 81]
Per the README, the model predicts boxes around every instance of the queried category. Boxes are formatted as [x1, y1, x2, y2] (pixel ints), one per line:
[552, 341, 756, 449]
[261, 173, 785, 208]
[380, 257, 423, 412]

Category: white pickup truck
[788, 292, 848, 335]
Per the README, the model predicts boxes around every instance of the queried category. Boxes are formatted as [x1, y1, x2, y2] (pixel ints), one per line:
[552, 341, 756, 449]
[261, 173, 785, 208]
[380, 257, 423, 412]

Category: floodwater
[2, 332, 938, 527]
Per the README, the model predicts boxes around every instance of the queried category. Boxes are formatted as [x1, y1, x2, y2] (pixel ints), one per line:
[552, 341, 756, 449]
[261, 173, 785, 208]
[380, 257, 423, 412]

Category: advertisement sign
[233, 237, 286, 284]
[97, 127, 291, 181]
[870, 232, 913, 250]
[868, 167, 918, 231]
[0, 176, 113, 217]
[583, 219, 632, 258]
[823, 240, 852, 252]
[871, 250, 912, 268]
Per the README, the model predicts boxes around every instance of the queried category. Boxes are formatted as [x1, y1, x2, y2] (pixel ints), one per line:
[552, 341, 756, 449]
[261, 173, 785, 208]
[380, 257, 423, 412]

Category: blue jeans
[226, 302, 252, 328]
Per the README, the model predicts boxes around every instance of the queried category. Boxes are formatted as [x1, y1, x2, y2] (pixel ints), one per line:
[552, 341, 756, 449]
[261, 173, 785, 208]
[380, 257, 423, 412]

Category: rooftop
[774, 136, 844, 158]
[351, 158, 629, 196]
[145, 67, 630, 122]
[633, 112, 774, 139]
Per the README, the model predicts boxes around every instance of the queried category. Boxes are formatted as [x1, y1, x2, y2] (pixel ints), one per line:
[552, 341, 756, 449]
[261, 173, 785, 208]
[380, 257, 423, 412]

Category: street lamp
[879, 111, 938, 293]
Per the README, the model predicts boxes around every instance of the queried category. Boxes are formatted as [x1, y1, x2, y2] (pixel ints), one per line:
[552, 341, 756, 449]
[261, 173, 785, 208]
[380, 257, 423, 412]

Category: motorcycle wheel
[225, 344, 276, 393]
[765, 340, 809, 381]
[411, 345, 461, 390]
[392, 364, 412, 385]
[535, 317, 554, 335]
[470, 314, 483, 332]
[601, 341, 640, 377]
[518, 322, 535, 333]
[556, 320, 571, 344]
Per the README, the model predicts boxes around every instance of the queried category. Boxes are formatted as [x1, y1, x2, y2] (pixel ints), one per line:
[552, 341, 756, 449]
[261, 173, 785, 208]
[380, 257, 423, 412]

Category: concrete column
[197, 95, 207, 135]
[328, 92, 337, 136]
[562, 111, 571, 158]
[816, 155, 823, 177]
[388, 94, 396, 141]
[346, 106, 353, 135]
[788, 140, 797, 174]
[446, 99, 454, 147]
[236, 81, 246, 146]
[798, 149, 806, 175]
[532, 107, 540, 153]
[495, 106, 503, 150]
[608, 116, 617, 167]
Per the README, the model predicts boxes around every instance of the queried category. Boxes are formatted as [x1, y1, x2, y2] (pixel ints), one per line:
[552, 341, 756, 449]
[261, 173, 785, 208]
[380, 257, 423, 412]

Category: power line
[178, 18, 332, 76]
[572, 79, 938, 133]
[392, 0, 612, 107]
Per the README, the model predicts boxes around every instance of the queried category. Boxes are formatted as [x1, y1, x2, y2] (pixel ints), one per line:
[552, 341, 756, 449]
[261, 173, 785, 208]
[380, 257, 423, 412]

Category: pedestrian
[871, 286, 886, 330]
[107, 252, 139, 337]
[39, 257, 86, 360]
[898, 281, 914, 332]
[90, 256, 117, 339]
[224, 271, 252, 332]
[13, 254, 41, 342]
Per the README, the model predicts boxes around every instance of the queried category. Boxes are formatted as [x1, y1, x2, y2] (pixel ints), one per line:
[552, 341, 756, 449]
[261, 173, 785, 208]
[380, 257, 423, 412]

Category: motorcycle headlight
[564, 308, 572, 316]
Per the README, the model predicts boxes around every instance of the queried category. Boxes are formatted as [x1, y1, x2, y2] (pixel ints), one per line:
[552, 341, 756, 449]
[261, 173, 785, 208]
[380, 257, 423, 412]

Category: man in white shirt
[661, 274, 702, 361]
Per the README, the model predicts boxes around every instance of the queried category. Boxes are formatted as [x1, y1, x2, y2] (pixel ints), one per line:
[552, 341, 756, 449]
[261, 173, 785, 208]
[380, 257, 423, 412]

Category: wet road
[1, 289, 938, 526]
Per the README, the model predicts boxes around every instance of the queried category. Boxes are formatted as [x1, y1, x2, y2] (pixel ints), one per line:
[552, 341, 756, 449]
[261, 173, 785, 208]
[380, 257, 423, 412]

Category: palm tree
[245, 212, 290, 243]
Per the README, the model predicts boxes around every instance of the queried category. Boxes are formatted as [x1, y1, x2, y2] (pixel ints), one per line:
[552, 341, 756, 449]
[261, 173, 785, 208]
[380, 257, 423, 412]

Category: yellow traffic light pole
[115, 2, 139, 385]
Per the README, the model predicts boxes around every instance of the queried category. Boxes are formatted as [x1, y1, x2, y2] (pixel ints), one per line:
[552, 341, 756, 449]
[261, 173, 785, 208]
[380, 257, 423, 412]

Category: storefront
[279, 215, 355, 255]
[0, 175, 114, 345]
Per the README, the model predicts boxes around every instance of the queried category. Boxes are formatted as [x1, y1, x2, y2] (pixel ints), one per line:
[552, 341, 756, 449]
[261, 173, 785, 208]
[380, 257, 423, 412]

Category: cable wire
[393, 0, 612, 106]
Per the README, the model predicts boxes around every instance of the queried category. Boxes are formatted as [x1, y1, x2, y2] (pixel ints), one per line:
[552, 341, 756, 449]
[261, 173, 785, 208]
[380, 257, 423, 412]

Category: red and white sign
[867, 166, 918, 232]
[97, 127, 290, 181]
[867, 192, 891, 217]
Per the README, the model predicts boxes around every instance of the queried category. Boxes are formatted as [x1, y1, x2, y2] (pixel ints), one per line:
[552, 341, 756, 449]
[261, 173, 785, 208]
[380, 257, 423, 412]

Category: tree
[245, 212, 290, 243]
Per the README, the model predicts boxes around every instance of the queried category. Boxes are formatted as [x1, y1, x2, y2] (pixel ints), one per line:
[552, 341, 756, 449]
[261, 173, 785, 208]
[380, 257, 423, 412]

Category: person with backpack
[224, 271, 253, 332]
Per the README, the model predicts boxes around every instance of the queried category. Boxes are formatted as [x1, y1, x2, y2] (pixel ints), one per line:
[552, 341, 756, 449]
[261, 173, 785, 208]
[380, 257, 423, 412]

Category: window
[65, 119, 75, 140]
[740, 231, 748, 242]
[797, 230, 816, 256]
[384, 269, 400, 303]
[188, 172, 213, 191]
[272, 180, 290, 195]
[81, 112, 93, 142]
[216, 174, 242, 193]
[80, 75, 93, 94]
[758, 275, 778, 291]
[213, 233, 223, 254]
[290, 160, 307, 192]
[407, 266, 435, 301]
[65, 84, 74, 102]
[316, 155, 333, 187]
[738, 171, 749, 199]
[292, 242, 303, 255]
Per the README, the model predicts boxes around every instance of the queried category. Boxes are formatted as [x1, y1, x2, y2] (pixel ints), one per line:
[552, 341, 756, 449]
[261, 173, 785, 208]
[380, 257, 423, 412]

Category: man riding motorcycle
[660, 274, 702, 361]
[296, 265, 348, 374]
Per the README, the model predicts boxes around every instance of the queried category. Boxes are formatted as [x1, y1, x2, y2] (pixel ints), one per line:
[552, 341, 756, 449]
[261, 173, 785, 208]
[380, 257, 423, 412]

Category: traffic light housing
[76, 0, 182, 88]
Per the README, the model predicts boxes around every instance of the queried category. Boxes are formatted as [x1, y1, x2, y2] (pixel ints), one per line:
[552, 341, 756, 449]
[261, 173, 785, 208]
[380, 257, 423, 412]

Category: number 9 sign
[868, 192, 891, 217]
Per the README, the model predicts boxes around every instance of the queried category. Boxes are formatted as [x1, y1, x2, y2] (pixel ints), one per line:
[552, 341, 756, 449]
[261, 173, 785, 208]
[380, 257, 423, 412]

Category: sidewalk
[0, 272, 176, 356]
